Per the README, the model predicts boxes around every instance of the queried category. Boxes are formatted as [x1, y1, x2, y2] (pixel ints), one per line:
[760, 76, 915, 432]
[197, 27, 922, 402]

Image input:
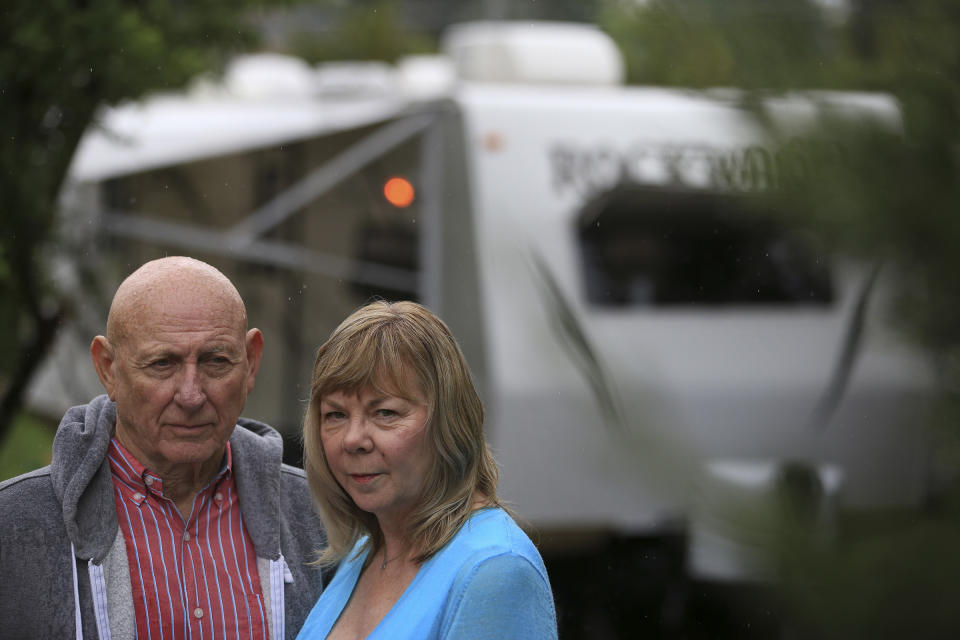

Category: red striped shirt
[108, 438, 268, 640]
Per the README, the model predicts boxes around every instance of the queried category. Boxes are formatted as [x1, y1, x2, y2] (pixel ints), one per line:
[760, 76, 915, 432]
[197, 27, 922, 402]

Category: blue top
[295, 507, 558, 639]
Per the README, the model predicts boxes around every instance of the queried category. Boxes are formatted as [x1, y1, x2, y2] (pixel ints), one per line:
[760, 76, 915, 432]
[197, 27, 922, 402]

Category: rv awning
[67, 92, 410, 183]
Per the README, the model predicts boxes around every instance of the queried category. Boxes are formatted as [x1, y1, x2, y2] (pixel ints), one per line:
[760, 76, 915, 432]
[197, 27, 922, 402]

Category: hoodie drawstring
[270, 555, 287, 640]
[70, 543, 112, 640]
[70, 543, 83, 640]
[89, 559, 112, 639]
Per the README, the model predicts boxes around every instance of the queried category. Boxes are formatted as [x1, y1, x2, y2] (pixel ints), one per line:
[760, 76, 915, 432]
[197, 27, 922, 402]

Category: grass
[0, 412, 56, 482]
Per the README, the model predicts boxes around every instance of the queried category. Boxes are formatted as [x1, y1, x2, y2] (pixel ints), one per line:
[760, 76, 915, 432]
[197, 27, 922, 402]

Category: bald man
[0, 257, 326, 639]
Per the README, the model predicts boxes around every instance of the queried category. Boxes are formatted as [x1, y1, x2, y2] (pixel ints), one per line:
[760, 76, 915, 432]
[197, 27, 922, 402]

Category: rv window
[351, 218, 419, 302]
[577, 187, 833, 307]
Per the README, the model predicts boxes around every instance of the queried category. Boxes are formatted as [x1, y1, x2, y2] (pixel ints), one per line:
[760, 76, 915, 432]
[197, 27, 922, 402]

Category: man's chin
[159, 442, 227, 468]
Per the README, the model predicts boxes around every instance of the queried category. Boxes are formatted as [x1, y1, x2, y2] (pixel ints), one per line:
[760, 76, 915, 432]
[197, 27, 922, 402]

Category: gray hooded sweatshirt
[0, 395, 326, 639]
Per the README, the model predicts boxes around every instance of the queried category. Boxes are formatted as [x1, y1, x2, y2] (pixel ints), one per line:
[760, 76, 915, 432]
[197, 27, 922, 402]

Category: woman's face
[319, 382, 432, 530]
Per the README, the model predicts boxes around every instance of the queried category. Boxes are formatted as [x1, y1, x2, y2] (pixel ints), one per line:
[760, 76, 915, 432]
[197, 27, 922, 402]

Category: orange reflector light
[383, 176, 415, 208]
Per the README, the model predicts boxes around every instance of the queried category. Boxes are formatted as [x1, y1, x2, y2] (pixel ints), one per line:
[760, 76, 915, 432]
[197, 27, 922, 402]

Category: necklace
[379, 548, 404, 570]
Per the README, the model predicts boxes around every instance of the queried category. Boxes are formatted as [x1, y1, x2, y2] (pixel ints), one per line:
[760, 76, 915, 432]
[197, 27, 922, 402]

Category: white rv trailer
[41, 22, 931, 570]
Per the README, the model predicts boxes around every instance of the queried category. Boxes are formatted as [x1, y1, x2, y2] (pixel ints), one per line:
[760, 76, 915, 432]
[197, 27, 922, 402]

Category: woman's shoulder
[439, 516, 558, 639]
[446, 507, 546, 572]
[415, 506, 548, 596]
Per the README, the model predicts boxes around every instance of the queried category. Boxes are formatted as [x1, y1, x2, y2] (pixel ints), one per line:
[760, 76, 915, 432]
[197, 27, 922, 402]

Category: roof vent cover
[441, 21, 625, 86]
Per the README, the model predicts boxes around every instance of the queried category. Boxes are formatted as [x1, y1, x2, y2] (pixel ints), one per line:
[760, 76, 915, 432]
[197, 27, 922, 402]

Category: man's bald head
[106, 256, 247, 348]
[91, 255, 264, 480]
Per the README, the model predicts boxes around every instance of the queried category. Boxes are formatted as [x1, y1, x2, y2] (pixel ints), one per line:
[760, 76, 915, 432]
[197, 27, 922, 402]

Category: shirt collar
[107, 437, 233, 497]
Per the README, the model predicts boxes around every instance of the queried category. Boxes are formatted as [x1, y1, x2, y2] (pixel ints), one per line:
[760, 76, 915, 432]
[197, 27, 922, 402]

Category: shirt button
[194, 607, 204, 619]
[132, 493, 144, 502]
[144, 476, 154, 487]
[183, 531, 191, 542]
[214, 492, 223, 503]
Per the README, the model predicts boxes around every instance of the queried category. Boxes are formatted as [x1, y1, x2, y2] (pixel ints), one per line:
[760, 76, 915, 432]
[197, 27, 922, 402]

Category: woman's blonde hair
[303, 300, 501, 566]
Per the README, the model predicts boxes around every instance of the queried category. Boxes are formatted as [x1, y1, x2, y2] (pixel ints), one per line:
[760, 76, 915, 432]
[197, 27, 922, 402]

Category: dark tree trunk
[0, 301, 68, 445]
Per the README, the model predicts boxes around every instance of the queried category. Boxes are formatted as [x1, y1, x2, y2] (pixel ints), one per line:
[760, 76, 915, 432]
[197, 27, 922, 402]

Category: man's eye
[150, 359, 171, 368]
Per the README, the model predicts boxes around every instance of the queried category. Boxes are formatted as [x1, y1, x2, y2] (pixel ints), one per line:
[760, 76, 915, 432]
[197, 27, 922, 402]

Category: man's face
[96, 290, 262, 475]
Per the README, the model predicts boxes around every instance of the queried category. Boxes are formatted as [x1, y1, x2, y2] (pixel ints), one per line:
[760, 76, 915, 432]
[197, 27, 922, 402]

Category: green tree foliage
[599, 0, 960, 635]
[598, 0, 837, 89]
[775, 5, 960, 632]
[0, 0, 294, 442]
[289, 0, 434, 64]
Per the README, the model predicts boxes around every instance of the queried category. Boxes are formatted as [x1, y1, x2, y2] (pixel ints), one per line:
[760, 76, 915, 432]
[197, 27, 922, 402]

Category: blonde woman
[297, 301, 557, 639]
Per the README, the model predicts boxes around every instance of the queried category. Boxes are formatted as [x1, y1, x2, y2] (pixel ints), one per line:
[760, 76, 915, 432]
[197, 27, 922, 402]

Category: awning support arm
[100, 210, 418, 292]
[224, 111, 437, 246]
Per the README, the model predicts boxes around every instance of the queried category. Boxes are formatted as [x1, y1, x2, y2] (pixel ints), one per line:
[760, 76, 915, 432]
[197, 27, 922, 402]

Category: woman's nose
[341, 416, 373, 453]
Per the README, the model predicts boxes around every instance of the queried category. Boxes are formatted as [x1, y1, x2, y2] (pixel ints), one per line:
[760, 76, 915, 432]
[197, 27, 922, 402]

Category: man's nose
[174, 365, 206, 409]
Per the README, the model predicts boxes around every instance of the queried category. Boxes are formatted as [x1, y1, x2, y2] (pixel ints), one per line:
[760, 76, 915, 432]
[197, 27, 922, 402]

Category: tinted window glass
[578, 187, 833, 307]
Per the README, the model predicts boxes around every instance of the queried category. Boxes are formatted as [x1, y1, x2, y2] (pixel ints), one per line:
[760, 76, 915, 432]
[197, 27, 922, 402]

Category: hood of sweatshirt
[50, 395, 118, 561]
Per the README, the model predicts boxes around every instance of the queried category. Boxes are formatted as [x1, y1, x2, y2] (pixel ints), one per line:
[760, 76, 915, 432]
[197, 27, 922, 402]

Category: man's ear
[244, 328, 264, 395]
[90, 336, 118, 400]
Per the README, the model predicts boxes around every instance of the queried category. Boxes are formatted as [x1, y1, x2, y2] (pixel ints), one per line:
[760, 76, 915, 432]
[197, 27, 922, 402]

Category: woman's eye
[323, 411, 346, 422]
[376, 408, 398, 418]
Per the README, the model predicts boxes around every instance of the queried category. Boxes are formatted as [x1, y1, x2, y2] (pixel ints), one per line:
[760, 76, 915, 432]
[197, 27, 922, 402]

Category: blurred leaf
[782, 511, 960, 639]
[289, 0, 435, 64]
[599, 0, 839, 89]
